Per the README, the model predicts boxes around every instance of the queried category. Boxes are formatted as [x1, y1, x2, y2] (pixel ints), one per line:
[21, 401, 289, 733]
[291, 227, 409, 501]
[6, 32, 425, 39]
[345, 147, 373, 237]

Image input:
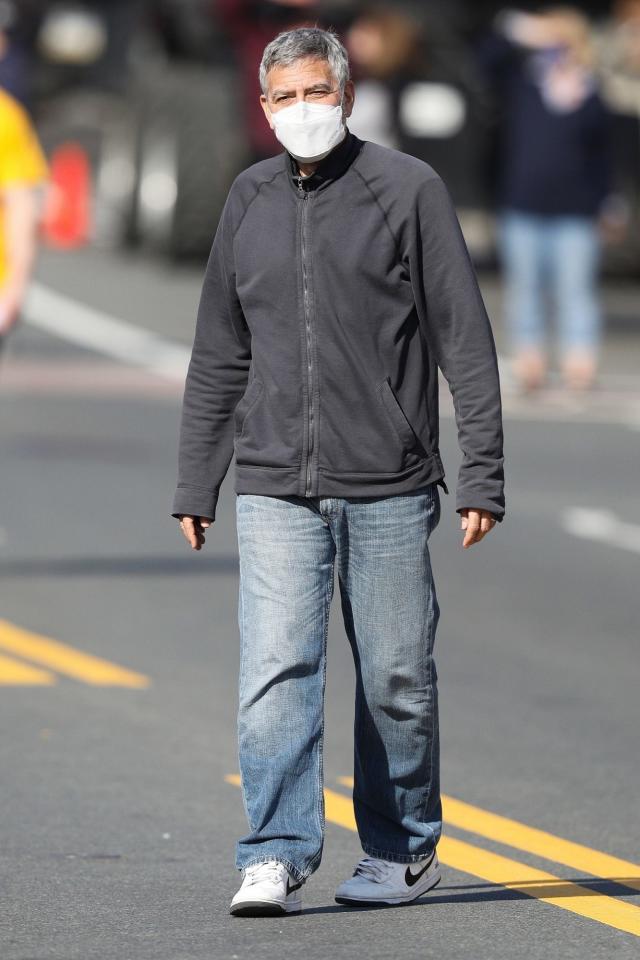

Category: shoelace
[243, 861, 289, 887]
[353, 856, 393, 883]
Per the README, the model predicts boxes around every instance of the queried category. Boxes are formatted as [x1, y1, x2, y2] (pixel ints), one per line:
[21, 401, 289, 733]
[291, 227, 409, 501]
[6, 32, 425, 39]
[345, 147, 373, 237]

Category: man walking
[171, 27, 505, 916]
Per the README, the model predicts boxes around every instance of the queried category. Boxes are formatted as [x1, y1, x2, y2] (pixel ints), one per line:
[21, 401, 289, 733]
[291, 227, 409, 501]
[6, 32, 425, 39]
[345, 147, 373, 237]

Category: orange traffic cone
[41, 142, 91, 248]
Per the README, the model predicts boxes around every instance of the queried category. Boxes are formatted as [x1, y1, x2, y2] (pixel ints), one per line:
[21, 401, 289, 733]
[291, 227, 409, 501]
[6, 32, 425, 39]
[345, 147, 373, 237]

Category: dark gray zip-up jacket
[171, 127, 506, 523]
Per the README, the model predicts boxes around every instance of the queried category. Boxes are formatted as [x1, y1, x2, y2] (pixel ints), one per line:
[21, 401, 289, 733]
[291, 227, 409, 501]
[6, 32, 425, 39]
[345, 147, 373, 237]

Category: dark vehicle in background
[13, 0, 248, 258]
[3, 0, 639, 275]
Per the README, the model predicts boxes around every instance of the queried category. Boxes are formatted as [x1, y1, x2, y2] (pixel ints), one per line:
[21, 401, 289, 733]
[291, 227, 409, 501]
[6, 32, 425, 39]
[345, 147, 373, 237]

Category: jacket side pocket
[234, 377, 264, 439]
[378, 376, 420, 450]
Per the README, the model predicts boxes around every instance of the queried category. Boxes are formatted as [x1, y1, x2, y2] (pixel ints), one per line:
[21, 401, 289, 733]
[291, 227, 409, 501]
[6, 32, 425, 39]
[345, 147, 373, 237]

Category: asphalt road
[1, 244, 639, 960]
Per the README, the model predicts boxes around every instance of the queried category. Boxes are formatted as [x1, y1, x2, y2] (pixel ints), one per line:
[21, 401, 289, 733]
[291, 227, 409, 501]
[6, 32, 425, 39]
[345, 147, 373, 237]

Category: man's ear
[343, 80, 355, 119]
[260, 94, 275, 130]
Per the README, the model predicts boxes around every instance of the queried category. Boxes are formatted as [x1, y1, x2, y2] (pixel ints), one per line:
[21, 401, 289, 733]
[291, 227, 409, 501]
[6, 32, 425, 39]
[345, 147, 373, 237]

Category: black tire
[132, 63, 251, 259]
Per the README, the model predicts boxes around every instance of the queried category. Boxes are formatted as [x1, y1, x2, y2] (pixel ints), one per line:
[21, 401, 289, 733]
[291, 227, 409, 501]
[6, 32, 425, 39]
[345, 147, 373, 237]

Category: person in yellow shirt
[0, 86, 49, 356]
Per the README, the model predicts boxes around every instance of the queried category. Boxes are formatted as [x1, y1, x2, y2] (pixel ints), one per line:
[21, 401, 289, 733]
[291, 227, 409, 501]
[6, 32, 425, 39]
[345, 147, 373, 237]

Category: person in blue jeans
[476, 7, 617, 392]
[172, 27, 505, 916]
[234, 485, 443, 912]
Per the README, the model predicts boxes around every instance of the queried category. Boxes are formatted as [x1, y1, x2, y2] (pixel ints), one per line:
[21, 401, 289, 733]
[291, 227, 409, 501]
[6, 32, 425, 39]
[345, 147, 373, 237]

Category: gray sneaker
[335, 851, 440, 906]
[230, 860, 304, 916]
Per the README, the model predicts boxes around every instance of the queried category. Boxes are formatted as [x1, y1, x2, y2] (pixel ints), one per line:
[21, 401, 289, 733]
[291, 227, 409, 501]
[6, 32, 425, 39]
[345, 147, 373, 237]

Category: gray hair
[259, 26, 350, 97]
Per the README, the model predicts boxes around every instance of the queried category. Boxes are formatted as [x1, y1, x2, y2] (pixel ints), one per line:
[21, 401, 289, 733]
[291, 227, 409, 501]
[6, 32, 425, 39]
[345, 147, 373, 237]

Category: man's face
[259, 56, 355, 129]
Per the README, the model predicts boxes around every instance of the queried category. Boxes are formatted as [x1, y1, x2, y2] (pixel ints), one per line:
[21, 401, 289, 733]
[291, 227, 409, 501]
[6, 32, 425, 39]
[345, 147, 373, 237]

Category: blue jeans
[496, 208, 603, 355]
[234, 483, 442, 884]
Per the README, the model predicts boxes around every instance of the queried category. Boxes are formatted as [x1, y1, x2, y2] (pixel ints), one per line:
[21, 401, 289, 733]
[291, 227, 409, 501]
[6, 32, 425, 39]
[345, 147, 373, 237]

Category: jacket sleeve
[411, 174, 506, 522]
[170, 189, 252, 522]
[586, 94, 614, 214]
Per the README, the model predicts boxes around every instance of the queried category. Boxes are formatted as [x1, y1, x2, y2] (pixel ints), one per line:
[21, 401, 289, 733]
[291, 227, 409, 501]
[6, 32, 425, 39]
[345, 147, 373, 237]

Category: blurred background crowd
[1, 0, 640, 392]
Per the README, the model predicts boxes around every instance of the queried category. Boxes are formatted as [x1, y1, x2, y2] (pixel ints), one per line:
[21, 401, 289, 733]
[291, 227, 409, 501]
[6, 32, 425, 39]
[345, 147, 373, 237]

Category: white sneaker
[229, 859, 304, 916]
[335, 850, 441, 906]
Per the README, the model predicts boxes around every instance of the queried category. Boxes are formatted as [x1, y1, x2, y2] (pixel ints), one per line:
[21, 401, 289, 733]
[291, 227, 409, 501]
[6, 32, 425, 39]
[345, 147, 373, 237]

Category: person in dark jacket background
[477, 6, 615, 392]
[0, 0, 30, 108]
[171, 26, 505, 917]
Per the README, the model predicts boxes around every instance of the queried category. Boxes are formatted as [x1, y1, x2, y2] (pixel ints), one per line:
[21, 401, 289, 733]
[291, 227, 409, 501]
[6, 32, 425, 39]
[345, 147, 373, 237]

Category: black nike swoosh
[287, 878, 303, 895]
[404, 851, 436, 887]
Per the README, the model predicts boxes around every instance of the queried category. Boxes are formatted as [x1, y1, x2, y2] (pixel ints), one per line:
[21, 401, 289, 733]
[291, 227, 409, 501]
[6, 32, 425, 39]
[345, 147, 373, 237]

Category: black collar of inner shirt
[286, 126, 361, 192]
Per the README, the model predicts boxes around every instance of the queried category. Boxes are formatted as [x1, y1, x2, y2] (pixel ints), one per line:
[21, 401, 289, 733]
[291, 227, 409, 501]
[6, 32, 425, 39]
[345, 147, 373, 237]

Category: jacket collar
[285, 127, 362, 193]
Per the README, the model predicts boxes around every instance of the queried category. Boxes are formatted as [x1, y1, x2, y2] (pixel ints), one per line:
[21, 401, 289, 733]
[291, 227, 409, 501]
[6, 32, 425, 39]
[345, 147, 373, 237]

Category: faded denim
[497, 208, 603, 355]
[234, 482, 442, 884]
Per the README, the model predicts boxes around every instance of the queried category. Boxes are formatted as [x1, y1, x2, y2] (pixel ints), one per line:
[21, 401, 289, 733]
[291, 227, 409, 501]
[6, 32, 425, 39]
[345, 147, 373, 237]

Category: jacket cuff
[171, 485, 219, 522]
[455, 497, 505, 523]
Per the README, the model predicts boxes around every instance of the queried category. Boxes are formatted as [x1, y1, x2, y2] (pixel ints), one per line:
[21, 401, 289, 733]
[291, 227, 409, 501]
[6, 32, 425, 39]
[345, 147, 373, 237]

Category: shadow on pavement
[293, 876, 640, 915]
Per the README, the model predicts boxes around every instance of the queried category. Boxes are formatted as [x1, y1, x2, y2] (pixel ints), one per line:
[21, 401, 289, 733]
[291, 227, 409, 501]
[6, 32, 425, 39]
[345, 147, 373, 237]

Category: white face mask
[269, 98, 346, 163]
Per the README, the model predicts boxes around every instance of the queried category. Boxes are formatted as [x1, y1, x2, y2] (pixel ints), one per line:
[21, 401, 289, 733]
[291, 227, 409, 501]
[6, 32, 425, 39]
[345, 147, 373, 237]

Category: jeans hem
[236, 855, 312, 884]
[360, 843, 437, 864]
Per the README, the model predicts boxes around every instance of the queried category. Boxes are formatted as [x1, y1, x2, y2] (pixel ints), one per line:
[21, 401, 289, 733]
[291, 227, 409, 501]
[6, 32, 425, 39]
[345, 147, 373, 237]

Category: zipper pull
[297, 174, 304, 196]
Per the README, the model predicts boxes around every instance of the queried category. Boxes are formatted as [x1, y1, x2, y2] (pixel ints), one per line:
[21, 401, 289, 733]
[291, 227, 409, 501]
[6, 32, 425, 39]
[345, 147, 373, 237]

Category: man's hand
[177, 514, 214, 550]
[460, 508, 498, 548]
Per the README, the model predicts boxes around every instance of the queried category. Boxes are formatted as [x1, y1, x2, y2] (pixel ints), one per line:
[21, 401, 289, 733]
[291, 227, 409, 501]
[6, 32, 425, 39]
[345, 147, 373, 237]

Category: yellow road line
[0, 652, 56, 685]
[0, 618, 150, 688]
[338, 777, 640, 895]
[226, 774, 640, 937]
[443, 793, 640, 895]
[437, 836, 640, 937]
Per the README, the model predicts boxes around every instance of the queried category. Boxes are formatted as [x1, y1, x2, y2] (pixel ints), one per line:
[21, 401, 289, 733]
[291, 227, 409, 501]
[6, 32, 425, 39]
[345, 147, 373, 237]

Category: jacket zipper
[298, 174, 314, 497]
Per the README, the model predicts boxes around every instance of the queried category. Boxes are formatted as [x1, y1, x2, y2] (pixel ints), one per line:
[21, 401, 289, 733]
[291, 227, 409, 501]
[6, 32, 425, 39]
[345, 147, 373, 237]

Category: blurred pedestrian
[216, 0, 325, 162]
[593, 0, 640, 263]
[0, 0, 30, 107]
[171, 26, 505, 916]
[345, 0, 492, 207]
[343, 4, 422, 148]
[477, 6, 615, 392]
[0, 85, 49, 361]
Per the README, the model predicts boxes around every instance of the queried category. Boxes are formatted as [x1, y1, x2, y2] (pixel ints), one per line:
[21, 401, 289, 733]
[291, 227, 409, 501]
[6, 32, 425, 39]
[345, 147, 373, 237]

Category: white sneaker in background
[229, 859, 304, 916]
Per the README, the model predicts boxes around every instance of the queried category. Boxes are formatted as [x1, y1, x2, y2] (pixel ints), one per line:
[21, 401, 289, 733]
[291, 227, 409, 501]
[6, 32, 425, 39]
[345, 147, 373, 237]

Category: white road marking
[24, 282, 190, 382]
[0, 359, 182, 397]
[562, 507, 640, 556]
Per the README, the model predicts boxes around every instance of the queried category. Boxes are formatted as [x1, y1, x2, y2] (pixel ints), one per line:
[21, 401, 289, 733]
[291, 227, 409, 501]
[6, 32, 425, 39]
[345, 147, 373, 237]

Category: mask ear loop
[334, 90, 346, 133]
